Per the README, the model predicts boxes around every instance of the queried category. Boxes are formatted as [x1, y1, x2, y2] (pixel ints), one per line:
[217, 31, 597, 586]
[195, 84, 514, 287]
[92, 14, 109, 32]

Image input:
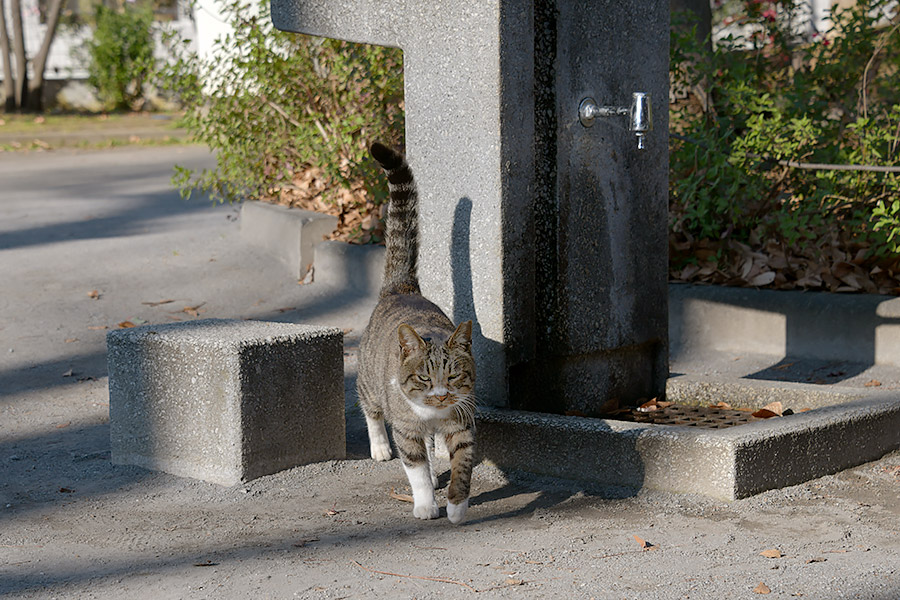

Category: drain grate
[607, 404, 765, 429]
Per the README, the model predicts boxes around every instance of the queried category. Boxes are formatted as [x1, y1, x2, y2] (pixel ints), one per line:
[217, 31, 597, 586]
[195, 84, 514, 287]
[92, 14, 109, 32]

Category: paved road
[1, 147, 898, 599]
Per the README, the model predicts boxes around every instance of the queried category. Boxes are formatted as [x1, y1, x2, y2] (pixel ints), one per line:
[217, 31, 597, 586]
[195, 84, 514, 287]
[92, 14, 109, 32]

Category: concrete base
[108, 319, 345, 486]
[476, 284, 900, 499]
[240, 201, 337, 280]
[477, 392, 900, 500]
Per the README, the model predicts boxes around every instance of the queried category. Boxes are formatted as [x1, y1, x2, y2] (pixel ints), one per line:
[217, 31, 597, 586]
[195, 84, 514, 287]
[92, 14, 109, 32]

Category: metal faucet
[578, 92, 652, 150]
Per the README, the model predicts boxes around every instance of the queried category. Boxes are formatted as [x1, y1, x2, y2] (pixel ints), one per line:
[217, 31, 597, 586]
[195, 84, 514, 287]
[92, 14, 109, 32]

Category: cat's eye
[416, 374, 431, 383]
[447, 374, 459, 381]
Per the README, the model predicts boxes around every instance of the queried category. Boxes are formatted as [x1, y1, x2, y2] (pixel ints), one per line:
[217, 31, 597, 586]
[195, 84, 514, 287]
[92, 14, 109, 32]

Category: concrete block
[108, 319, 345, 486]
[240, 201, 337, 279]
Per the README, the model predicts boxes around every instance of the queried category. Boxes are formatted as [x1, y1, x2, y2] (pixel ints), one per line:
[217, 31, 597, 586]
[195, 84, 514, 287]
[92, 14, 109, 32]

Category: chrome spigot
[578, 92, 652, 150]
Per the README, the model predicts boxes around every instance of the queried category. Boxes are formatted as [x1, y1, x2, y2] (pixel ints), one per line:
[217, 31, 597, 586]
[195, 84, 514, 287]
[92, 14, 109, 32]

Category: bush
[670, 0, 900, 291]
[159, 0, 404, 242]
[87, 5, 156, 110]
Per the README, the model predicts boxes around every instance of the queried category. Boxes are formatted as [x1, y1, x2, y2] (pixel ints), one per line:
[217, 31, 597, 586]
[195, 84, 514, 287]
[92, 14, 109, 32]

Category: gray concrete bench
[108, 319, 344, 486]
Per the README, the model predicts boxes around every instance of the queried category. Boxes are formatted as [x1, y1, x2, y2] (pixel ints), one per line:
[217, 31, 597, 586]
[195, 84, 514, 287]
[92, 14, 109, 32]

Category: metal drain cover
[607, 404, 764, 429]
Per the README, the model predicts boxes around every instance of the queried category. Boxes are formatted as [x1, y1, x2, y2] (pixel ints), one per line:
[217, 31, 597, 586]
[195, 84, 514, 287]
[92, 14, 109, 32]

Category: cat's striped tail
[370, 142, 421, 298]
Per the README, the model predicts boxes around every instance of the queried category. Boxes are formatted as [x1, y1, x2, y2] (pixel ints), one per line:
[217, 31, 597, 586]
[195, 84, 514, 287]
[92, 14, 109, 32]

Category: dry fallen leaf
[753, 582, 771, 594]
[87, 325, 108, 330]
[709, 401, 732, 409]
[759, 548, 784, 559]
[117, 321, 136, 329]
[182, 303, 206, 318]
[633, 535, 657, 551]
[864, 380, 882, 388]
[87, 290, 101, 300]
[504, 578, 524, 586]
[64, 338, 78, 343]
[749, 271, 776, 287]
[753, 401, 783, 419]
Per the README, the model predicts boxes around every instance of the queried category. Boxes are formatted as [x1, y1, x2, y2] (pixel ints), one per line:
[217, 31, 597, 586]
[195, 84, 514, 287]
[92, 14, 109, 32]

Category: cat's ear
[447, 320, 473, 350]
[398, 324, 426, 358]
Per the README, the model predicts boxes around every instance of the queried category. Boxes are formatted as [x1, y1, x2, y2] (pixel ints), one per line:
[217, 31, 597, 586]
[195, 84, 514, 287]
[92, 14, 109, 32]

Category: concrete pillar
[271, 0, 669, 415]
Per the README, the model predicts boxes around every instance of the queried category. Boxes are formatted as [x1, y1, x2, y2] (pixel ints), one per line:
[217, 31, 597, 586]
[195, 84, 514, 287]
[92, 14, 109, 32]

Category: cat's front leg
[364, 414, 393, 461]
[396, 432, 438, 519]
[445, 428, 476, 525]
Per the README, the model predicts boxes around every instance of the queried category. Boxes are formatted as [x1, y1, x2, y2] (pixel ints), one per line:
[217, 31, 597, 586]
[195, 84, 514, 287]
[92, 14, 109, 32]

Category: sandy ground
[2, 146, 899, 599]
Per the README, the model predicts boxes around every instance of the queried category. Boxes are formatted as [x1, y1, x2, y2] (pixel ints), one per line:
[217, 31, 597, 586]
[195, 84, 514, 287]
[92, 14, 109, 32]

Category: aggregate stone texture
[108, 319, 345, 486]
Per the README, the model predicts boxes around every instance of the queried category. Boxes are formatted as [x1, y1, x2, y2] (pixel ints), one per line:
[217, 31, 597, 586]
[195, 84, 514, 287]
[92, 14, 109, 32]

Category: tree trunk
[24, 0, 64, 111]
[9, 0, 26, 109]
[0, 0, 16, 111]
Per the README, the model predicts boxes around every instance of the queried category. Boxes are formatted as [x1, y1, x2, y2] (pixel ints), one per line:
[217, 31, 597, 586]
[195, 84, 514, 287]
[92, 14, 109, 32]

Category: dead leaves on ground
[636, 398, 673, 413]
[266, 166, 383, 244]
[670, 232, 900, 295]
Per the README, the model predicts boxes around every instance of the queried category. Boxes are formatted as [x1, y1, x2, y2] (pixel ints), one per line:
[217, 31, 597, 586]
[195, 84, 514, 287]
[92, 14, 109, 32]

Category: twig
[260, 94, 303, 129]
[861, 17, 900, 120]
[352, 560, 478, 592]
[671, 133, 900, 173]
[389, 487, 414, 503]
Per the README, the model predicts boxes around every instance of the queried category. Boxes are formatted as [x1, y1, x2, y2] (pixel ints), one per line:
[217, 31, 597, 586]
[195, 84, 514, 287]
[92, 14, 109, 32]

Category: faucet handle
[579, 92, 652, 150]
[629, 92, 652, 150]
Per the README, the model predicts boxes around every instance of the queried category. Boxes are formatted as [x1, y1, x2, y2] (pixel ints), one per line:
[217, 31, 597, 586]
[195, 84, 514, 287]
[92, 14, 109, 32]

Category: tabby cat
[357, 142, 476, 525]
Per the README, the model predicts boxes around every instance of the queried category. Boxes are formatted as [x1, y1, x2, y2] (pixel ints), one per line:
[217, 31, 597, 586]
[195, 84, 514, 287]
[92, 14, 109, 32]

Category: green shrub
[670, 0, 900, 259]
[159, 0, 404, 226]
[87, 5, 156, 110]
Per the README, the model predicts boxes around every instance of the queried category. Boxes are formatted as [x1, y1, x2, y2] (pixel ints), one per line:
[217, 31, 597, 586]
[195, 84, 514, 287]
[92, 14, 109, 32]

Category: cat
[357, 142, 476, 525]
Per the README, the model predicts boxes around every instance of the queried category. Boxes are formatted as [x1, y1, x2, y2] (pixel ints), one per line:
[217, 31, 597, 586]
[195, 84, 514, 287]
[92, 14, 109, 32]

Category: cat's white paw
[446, 499, 469, 525]
[370, 441, 392, 462]
[413, 502, 440, 520]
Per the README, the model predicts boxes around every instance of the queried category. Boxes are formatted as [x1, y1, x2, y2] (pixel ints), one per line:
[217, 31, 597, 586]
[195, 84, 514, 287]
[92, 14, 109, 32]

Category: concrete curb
[670, 283, 900, 366]
[477, 394, 900, 500]
[240, 201, 337, 280]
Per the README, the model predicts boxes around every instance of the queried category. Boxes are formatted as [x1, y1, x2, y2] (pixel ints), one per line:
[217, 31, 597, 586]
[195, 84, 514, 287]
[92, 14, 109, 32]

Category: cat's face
[397, 321, 475, 422]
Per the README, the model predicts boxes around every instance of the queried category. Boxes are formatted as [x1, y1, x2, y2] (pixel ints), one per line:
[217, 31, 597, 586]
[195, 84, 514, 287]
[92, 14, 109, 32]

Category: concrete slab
[108, 319, 345, 485]
[240, 201, 337, 279]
